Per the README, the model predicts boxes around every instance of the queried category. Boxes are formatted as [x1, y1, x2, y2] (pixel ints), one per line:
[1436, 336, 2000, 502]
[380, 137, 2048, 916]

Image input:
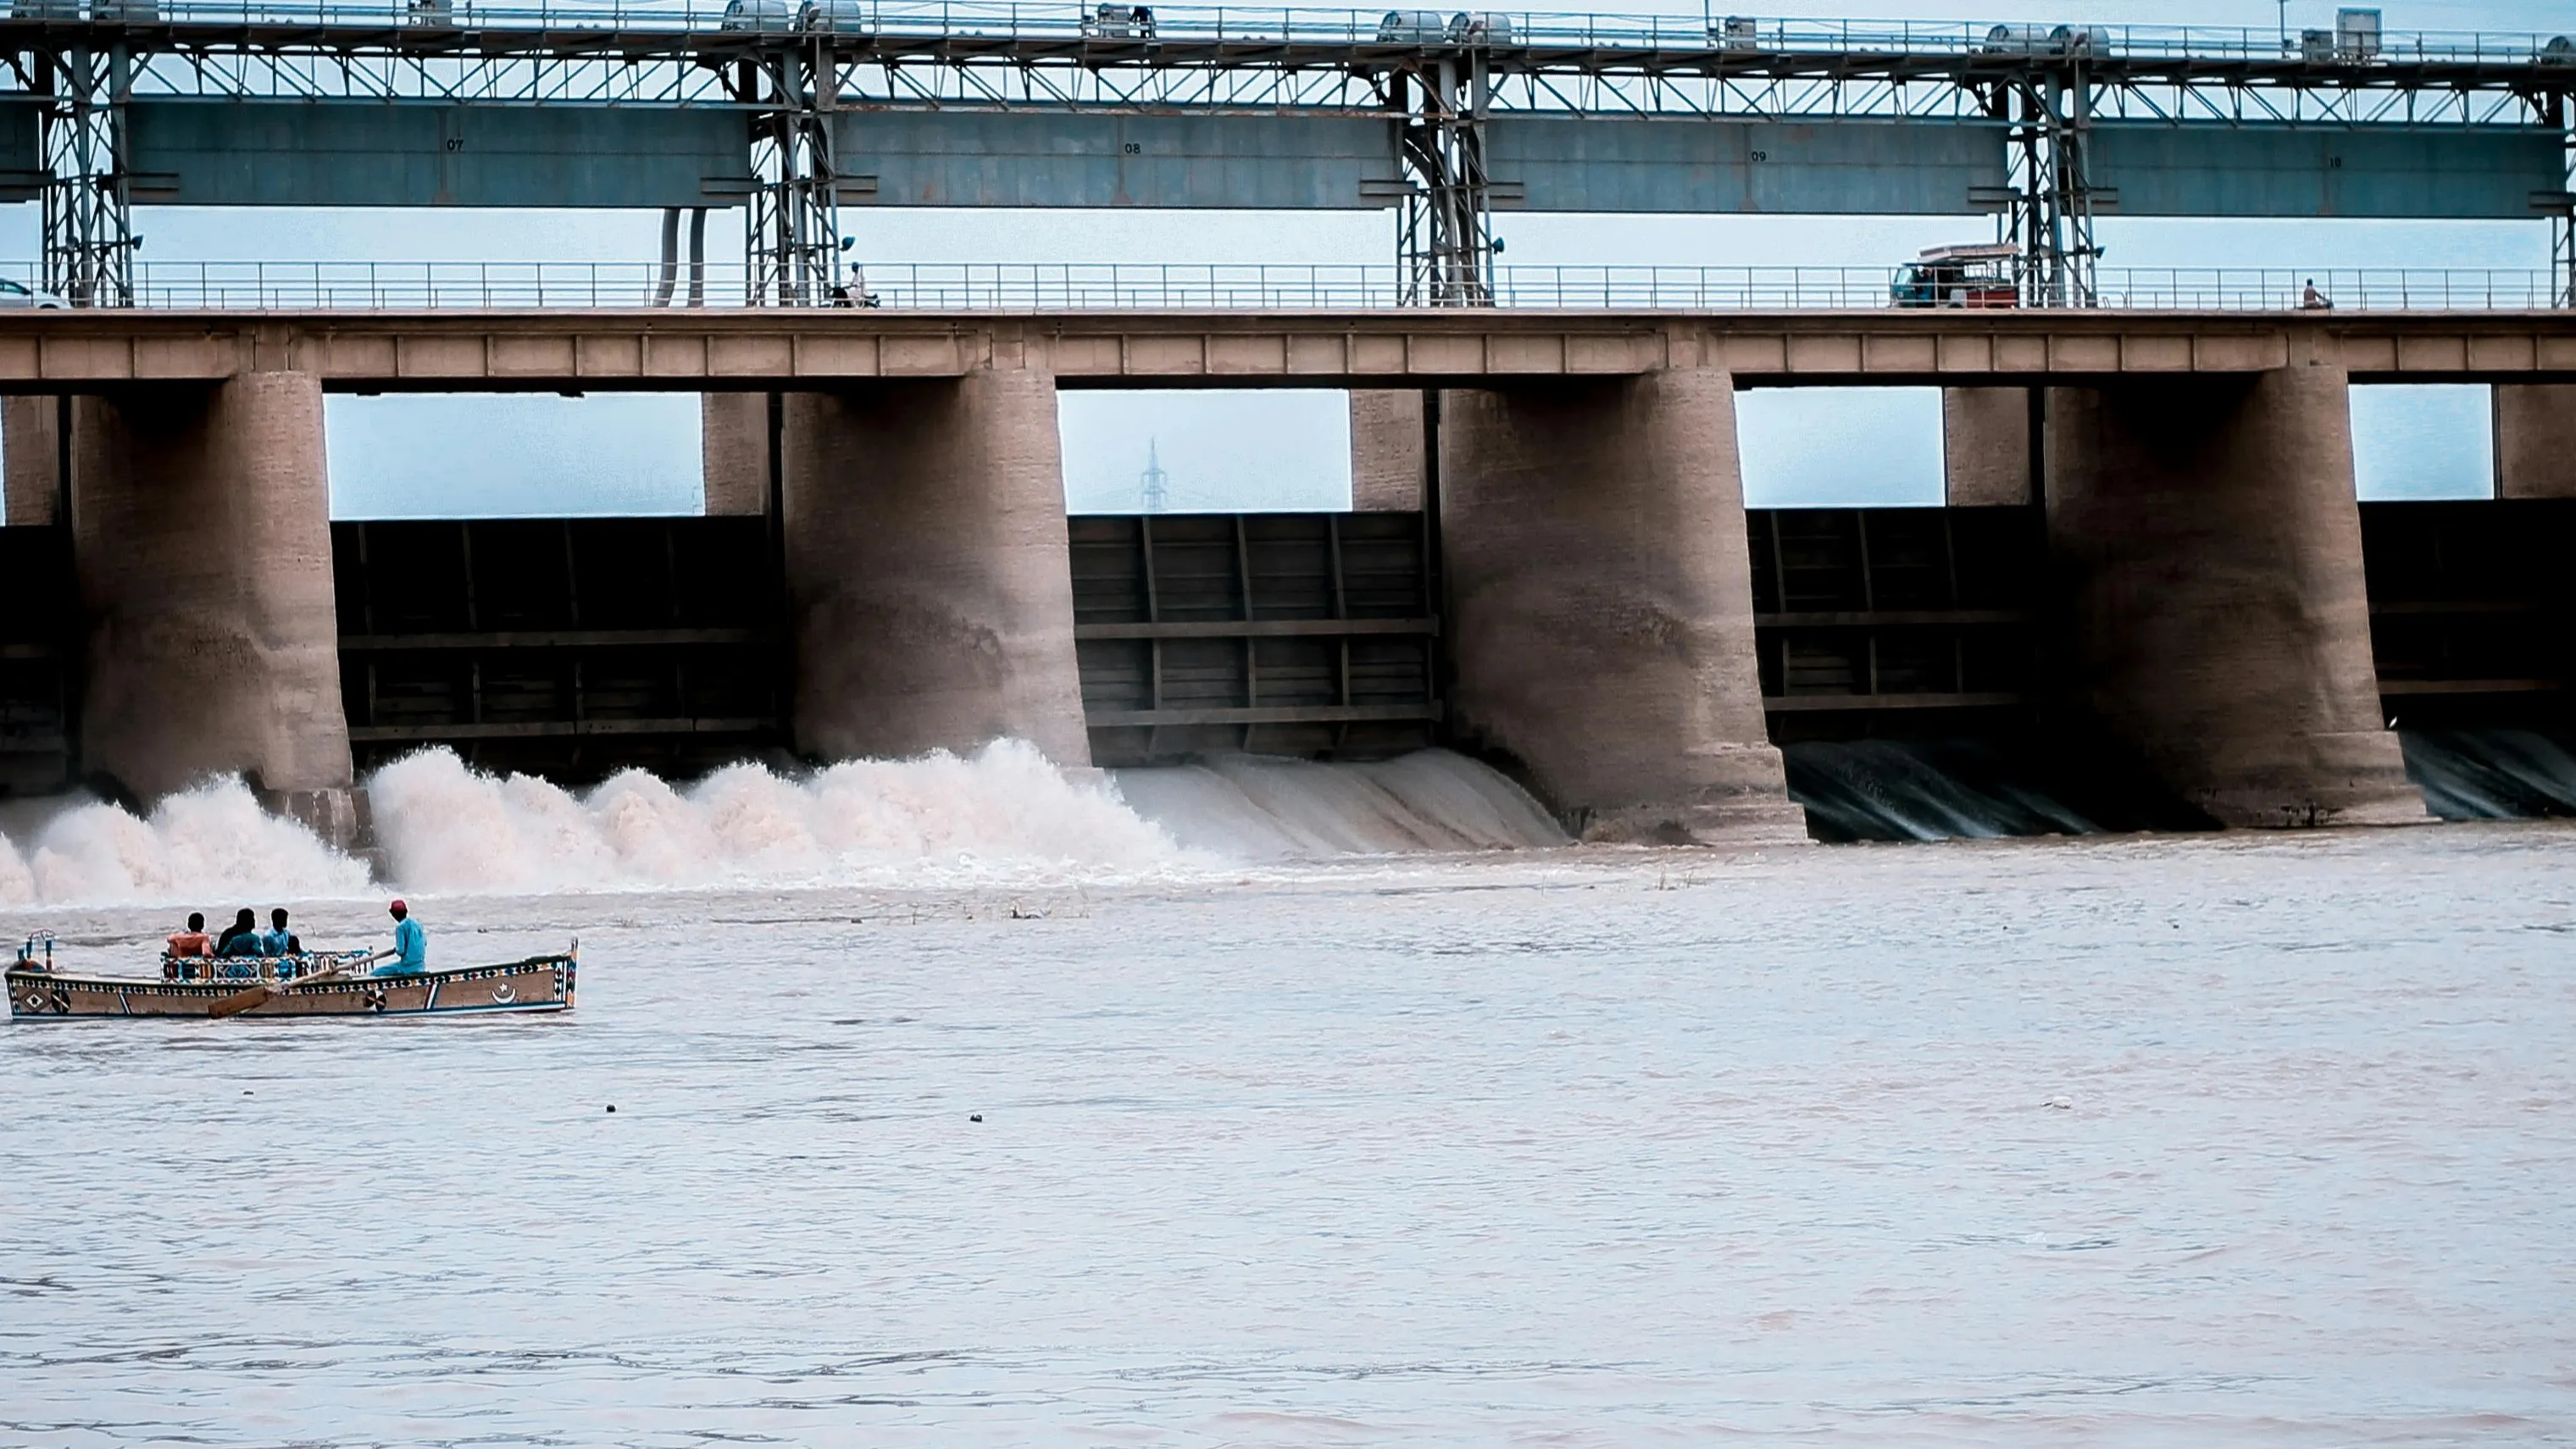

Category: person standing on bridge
[365, 899, 428, 976]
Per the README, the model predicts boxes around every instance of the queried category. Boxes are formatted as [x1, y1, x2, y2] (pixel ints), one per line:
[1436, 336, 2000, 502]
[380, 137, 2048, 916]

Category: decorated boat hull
[7, 954, 576, 1020]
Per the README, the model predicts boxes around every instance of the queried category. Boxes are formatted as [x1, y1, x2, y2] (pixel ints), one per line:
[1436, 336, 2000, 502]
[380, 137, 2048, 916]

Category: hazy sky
[12, 0, 2562, 515]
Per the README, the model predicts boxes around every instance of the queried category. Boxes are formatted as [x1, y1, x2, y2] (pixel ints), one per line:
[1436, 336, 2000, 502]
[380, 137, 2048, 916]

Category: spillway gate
[331, 518, 784, 782]
[1067, 512, 1441, 767]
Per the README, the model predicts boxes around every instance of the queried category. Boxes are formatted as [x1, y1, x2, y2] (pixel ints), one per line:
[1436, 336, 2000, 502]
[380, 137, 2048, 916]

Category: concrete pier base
[3, 395, 59, 525]
[2044, 360, 2426, 827]
[700, 391, 769, 515]
[783, 368, 1091, 766]
[1942, 386, 2034, 507]
[1349, 389, 1425, 511]
[2496, 385, 2576, 499]
[71, 370, 361, 840]
[1440, 369, 1807, 845]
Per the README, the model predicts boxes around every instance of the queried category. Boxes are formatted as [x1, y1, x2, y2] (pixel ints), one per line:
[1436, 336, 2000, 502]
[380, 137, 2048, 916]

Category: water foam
[364, 740, 1191, 892]
[0, 745, 1571, 907]
[0, 778, 373, 908]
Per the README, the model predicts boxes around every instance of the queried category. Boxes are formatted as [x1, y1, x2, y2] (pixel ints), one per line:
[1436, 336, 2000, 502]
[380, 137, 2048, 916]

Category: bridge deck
[0, 308, 2569, 387]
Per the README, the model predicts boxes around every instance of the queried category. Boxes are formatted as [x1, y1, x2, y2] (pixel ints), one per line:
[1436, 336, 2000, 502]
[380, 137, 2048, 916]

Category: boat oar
[208, 961, 356, 1020]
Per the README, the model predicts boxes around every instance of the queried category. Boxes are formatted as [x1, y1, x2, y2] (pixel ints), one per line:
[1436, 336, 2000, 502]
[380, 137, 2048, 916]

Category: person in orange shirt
[164, 913, 214, 980]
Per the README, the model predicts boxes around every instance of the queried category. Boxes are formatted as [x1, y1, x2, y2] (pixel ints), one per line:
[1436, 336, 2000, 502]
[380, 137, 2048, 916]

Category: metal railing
[0, 1, 2568, 67]
[8, 261, 2557, 313]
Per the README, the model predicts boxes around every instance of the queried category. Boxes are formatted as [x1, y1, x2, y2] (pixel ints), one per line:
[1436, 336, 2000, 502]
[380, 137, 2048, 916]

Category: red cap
[389, 898, 408, 913]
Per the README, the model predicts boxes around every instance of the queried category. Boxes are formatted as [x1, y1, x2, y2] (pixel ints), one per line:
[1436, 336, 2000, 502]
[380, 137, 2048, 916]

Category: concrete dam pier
[3, 308, 2574, 847]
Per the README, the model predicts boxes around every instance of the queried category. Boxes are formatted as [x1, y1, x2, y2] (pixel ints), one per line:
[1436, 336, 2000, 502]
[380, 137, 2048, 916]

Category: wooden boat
[6, 934, 576, 1020]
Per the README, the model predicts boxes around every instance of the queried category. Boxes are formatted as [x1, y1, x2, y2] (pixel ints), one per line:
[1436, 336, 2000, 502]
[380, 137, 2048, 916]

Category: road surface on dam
[3, 802, 2571, 1445]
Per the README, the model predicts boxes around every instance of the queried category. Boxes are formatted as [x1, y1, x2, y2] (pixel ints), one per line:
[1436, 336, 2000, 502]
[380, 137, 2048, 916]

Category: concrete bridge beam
[70, 369, 361, 841]
[1440, 368, 1807, 845]
[2044, 358, 2426, 827]
[782, 367, 1091, 767]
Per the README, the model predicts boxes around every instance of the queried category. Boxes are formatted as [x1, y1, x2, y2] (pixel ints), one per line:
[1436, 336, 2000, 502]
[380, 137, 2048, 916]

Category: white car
[0, 279, 64, 308]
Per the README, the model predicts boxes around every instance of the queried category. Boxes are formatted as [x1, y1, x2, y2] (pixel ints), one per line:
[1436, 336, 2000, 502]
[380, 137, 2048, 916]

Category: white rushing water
[3, 824, 2571, 1445]
[0, 780, 373, 908]
[1108, 749, 1568, 858]
[0, 744, 1564, 907]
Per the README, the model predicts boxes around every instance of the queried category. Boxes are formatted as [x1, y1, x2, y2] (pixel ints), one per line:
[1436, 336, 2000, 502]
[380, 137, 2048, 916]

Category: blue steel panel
[0, 103, 37, 200]
[2089, 122, 2568, 219]
[836, 110, 1403, 208]
[1485, 116, 2007, 214]
[126, 101, 752, 208]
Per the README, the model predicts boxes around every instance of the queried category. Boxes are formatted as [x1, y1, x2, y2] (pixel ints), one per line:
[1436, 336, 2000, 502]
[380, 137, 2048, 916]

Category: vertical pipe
[686, 207, 708, 308]
[652, 206, 680, 307]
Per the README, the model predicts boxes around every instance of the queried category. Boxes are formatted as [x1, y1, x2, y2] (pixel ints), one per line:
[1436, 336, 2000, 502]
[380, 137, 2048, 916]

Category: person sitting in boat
[364, 899, 428, 976]
[213, 908, 268, 979]
[258, 908, 300, 958]
[216, 908, 263, 958]
[166, 913, 214, 958]
[164, 913, 214, 980]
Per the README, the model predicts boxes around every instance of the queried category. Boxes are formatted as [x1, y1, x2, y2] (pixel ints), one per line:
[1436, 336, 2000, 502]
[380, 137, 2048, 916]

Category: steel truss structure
[1390, 53, 1493, 305]
[30, 42, 133, 305]
[2, 3, 2569, 308]
[736, 41, 841, 304]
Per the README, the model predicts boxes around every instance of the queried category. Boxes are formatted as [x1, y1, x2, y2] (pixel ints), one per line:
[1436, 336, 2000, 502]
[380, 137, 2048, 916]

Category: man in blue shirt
[367, 899, 428, 976]
[258, 908, 300, 959]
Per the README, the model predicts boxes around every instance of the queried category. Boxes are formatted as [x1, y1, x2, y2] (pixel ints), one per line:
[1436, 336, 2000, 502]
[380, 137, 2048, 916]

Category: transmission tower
[1139, 439, 1169, 512]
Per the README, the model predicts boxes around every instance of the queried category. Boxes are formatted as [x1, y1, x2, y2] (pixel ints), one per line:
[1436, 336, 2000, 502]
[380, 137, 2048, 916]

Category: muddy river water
[4, 811, 2572, 1446]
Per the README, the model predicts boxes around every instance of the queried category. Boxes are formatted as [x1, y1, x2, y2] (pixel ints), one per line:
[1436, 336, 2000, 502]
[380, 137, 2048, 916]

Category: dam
[0, 0, 2568, 847]
[3, 307, 2573, 847]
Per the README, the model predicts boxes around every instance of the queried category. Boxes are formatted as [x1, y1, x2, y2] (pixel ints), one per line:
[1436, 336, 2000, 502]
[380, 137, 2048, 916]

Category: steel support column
[2003, 67, 2097, 308]
[2551, 92, 2573, 308]
[36, 42, 136, 307]
[742, 39, 841, 307]
[1393, 53, 1494, 307]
